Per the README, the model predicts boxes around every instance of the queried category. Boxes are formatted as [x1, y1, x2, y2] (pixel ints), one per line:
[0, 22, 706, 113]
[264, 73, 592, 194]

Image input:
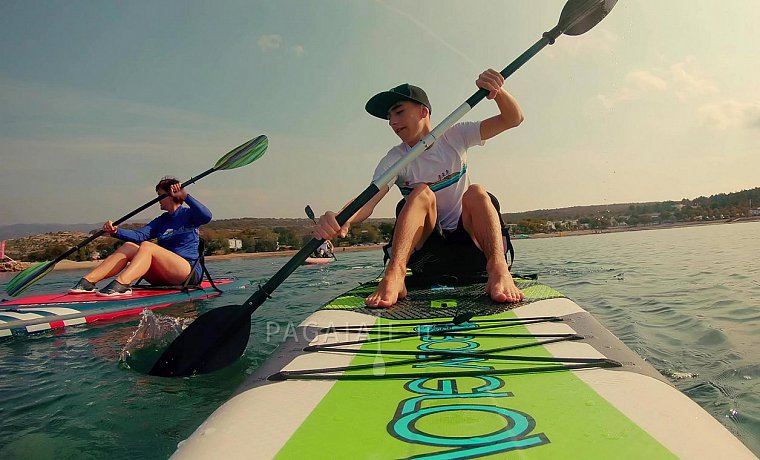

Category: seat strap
[181, 239, 222, 293]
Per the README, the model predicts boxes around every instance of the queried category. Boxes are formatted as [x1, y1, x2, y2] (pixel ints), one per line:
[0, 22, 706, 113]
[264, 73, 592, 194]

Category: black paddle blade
[559, 0, 617, 36]
[148, 304, 252, 377]
[304, 205, 316, 221]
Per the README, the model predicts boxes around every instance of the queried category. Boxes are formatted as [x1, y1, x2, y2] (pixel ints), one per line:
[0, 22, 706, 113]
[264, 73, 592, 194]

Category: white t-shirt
[372, 121, 484, 230]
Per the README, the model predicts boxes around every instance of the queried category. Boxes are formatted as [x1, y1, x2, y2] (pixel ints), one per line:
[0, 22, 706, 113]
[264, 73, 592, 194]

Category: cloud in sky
[596, 57, 760, 133]
[597, 57, 725, 120]
[258, 34, 282, 51]
[699, 100, 760, 131]
[669, 57, 718, 101]
[291, 45, 305, 57]
[257, 34, 305, 57]
[597, 70, 667, 108]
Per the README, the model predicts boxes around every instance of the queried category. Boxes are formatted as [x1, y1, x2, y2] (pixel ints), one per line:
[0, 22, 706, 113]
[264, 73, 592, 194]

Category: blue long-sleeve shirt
[114, 194, 212, 275]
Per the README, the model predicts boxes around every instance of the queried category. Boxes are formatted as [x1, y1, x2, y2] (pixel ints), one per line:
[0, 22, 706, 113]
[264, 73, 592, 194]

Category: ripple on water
[709, 298, 744, 309]
[695, 328, 728, 346]
[681, 363, 760, 453]
[644, 315, 701, 331]
[712, 306, 760, 322]
[637, 303, 677, 315]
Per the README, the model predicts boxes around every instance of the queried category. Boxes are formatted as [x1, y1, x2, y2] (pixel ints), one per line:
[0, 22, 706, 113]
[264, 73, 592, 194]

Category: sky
[1, 0, 759, 225]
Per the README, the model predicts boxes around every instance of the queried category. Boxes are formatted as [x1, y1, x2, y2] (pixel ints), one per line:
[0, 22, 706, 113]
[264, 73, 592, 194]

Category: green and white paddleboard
[173, 276, 756, 459]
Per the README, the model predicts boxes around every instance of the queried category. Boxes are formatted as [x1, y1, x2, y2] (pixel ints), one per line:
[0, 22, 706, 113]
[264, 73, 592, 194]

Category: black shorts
[427, 215, 475, 248]
[392, 195, 501, 251]
[386, 198, 487, 260]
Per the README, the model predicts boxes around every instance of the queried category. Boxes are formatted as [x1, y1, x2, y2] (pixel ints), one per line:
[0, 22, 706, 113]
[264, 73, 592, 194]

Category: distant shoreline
[46, 244, 384, 271]
[520, 216, 759, 239]
[4, 217, 758, 273]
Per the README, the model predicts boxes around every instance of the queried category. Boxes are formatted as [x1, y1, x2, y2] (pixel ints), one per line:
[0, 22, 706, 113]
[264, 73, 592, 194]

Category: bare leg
[82, 242, 139, 283]
[461, 184, 524, 303]
[114, 241, 192, 286]
[366, 185, 437, 308]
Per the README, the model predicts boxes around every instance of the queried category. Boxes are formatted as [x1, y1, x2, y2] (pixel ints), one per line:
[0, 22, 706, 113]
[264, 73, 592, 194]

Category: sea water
[0, 221, 758, 458]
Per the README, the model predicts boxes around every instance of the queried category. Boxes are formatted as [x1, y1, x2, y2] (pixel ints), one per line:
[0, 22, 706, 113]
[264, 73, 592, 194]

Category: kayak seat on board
[134, 239, 221, 293]
[383, 193, 514, 285]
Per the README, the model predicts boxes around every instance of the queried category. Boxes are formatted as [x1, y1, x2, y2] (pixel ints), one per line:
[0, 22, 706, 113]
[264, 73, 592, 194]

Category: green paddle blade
[214, 135, 268, 171]
[5, 261, 55, 297]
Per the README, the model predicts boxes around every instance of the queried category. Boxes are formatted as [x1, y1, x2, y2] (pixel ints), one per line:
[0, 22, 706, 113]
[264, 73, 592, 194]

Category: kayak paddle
[5, 135, 269, 297]
[149, 0, 617, 377]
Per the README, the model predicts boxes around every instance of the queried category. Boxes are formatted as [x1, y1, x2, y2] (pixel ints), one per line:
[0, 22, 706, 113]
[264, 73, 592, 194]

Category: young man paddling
[314, 69, 525, 308]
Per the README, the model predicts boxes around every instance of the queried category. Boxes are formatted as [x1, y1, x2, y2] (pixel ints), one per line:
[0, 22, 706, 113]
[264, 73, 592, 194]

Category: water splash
[665, 370, 699, 380]
[119, 309, 191, 373]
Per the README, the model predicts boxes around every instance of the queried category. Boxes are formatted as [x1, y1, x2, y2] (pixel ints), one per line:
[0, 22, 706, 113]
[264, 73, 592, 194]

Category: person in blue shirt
[69, 176, 213, 296]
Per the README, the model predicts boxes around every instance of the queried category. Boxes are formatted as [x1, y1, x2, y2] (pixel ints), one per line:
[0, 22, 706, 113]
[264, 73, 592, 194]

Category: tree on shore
[6, 187, 760, 261]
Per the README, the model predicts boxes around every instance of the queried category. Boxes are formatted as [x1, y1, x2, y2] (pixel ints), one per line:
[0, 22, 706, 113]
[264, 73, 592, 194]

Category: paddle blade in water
[148, 304, 252, 377]
[5, 261, 55, 297]
[214, 135, 268, 171]
[558, 0, 617, 36]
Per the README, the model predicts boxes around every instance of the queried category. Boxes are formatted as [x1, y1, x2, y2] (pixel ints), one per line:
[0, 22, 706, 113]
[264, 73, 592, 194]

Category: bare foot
[486, 263, 524, 303]
[365, 270, 407, 308]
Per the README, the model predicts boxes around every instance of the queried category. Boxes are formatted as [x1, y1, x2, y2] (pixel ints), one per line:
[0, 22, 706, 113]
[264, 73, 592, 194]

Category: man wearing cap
[314, 69, 524, 308]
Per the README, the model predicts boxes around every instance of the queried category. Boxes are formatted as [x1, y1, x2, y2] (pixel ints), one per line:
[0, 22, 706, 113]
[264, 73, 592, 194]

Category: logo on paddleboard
[387, 325, 549, 457]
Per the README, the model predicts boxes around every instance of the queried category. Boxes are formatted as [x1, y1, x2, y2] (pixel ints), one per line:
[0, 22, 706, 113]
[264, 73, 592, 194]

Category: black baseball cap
[365, 83, 432, 120]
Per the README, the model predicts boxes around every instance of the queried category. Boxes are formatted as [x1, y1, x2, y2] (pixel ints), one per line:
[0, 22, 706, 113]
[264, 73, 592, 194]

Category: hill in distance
[0, 202, 664, 239]
[3, 185, 758, 239]
[502, 201, 660, 222]
[0, 223, 104, 241]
